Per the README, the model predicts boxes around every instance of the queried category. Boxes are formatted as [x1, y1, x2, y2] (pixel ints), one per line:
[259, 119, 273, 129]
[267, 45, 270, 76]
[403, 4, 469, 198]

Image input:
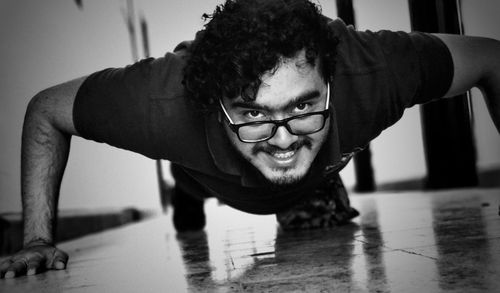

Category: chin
[262, 166, 308, 187]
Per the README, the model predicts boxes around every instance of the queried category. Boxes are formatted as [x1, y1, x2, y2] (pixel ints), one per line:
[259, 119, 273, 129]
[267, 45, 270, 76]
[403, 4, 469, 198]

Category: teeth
[272, 151, 295, 159]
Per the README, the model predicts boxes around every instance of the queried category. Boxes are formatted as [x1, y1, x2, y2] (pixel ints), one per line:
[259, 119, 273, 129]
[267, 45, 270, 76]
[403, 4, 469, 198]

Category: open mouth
[271, 150, 295, 160]
[253, 139, 311, 168]
[264, 149, 299, 166]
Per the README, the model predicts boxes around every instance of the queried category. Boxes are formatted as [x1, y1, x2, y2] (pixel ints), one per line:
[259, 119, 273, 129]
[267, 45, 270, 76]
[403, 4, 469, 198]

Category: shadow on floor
[374, 167, 500, 192]
[0, 208, 154, 256]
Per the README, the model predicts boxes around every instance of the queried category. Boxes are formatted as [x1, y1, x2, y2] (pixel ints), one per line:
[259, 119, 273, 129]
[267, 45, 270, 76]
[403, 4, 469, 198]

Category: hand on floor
[0, 241, 68, 278]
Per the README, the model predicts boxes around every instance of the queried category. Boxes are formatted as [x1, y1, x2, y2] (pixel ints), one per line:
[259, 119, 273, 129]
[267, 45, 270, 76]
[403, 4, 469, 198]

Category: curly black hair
[183, 0, 339, 109]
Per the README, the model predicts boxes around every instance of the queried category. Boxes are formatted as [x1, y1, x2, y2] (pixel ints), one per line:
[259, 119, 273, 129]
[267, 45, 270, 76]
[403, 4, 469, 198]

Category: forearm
[478, 60, 500, 133]
[436, 34, 500, 133]
[21, 94, 72, 246]
[0, 77, 83, 278]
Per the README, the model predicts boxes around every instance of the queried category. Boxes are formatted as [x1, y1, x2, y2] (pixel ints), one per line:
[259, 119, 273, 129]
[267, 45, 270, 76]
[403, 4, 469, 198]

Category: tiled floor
[1, 188, 499, 292]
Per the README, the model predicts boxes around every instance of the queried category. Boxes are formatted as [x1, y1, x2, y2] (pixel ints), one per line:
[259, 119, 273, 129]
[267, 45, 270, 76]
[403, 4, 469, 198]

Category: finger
[27, 263, 41, 276]
[0, 258, 12, 268]
[4, 259, 28, 279]
[0, 260, 13, 278]
[54, 261, 65, 270]
[49, 250, 69, 270]
[27, 256, 45, 276]
[4, 271, 15, 279]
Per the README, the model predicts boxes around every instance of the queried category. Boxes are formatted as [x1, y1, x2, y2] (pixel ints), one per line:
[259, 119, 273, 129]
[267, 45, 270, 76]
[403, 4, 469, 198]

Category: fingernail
[4, 271, 15, 278]
[55, 261, 65, 269]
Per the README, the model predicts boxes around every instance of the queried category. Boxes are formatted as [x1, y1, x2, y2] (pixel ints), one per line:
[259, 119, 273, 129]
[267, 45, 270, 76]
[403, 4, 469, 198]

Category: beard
[251, 138, 313, 187]
[265, 168, 306, 189]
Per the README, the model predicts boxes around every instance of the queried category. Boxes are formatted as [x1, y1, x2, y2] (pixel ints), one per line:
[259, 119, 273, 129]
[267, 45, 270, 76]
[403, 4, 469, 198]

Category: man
[1, 0, 499, 279]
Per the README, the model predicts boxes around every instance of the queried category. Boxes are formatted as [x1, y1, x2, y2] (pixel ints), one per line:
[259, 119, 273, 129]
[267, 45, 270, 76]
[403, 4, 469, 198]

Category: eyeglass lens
[238, 112, 326, 142]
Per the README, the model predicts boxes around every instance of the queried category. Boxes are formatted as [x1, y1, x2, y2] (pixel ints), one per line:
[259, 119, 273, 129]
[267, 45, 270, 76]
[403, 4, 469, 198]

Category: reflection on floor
[1, 188, 499, 292]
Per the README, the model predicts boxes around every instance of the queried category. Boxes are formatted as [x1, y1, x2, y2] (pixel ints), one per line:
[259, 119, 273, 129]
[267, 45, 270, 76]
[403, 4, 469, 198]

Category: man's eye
[295, 103, 310, 111]
[244, 110, 263, 119]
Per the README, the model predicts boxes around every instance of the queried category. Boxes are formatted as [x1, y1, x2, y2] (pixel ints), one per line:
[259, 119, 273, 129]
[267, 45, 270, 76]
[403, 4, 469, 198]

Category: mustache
[252, 138, 313, 156]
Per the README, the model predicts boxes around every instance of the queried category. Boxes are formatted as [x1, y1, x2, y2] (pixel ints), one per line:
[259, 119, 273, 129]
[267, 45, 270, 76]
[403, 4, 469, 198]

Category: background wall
[342, 0, 500, 186]
[0, 0, 499, 214]
[0, 0, 229, 213]
[344, 0, 426, 186]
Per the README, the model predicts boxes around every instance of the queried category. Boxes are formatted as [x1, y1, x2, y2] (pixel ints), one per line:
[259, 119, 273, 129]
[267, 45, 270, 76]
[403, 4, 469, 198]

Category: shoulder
[327, 18, 388, 75]
[328, 18, 448, 76]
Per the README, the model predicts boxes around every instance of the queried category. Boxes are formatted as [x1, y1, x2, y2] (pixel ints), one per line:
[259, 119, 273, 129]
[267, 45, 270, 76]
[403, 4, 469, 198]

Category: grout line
[354, 238, 438, 261]
[249, 251, 275, 257]
[393, 248, 438, 260]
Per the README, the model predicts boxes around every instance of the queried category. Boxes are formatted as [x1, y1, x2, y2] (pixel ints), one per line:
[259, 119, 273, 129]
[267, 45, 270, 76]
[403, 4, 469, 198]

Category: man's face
[221, 51, 330, 186]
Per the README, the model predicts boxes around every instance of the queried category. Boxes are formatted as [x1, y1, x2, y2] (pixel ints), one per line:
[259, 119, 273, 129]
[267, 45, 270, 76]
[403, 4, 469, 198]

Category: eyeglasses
[219, 83, 330, 143]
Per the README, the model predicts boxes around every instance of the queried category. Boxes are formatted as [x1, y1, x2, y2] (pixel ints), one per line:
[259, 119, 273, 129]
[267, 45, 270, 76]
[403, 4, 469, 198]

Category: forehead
[228, 51, 324, 108]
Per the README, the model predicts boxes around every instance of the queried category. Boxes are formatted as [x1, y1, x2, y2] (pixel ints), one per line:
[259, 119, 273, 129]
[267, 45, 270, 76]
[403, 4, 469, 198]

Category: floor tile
[1, 188, 499, 292]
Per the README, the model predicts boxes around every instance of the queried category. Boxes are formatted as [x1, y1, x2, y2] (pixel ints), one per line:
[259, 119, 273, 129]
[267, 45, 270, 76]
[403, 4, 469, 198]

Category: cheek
[317, 118, 331, 140]
[224, 124, 255, 155]
[308, 121, 330, 150]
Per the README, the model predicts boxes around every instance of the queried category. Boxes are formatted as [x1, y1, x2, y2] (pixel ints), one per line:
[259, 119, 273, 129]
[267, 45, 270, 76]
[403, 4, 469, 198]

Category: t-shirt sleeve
[330, 19, 454, 150]
[376, 30, 454, 106]
[73, 53, 186, 159]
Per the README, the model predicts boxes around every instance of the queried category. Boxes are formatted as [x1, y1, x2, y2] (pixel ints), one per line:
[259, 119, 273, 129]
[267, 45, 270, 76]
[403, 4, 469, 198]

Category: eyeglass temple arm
[325, 82, 330, 110]
[219, 98, 235, 124]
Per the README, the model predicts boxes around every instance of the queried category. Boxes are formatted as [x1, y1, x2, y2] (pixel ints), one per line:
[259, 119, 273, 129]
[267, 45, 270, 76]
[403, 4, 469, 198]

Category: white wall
[0, 0, 226, 213]
[0, 0, 498, 213]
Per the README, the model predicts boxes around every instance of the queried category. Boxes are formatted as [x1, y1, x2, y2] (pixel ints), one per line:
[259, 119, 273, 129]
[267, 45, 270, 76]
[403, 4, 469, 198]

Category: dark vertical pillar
[336, 0, 376, 192]
[353, 147, 375, 192]
[408, 0, 478, 189]
[335, 0, 355, 27]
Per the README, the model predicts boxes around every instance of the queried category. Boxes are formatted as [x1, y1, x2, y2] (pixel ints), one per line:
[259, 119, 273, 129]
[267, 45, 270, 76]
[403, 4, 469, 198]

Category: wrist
[23, 236, 53, 248]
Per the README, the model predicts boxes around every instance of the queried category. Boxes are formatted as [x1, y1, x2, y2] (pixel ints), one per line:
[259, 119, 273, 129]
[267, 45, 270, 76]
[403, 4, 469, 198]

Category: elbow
[25, 90, 54, 125]
[24, 84, 79, 136]
[22, 91, 61, 145]
[479, 38, 500, 86]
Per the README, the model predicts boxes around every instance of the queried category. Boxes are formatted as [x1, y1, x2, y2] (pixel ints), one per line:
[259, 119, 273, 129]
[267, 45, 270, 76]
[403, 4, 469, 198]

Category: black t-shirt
[73, 19, 453, 214]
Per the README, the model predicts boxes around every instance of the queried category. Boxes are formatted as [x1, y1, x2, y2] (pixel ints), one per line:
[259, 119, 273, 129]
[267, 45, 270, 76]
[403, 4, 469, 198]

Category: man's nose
[267, 125, 298, 149]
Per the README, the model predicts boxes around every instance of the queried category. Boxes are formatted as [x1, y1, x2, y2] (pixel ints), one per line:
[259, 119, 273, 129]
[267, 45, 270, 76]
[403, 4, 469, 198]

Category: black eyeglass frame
[219, 83, 331, 143]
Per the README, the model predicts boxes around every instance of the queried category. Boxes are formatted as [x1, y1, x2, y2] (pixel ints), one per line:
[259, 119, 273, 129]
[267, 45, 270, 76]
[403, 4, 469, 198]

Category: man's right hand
[0, 241, 68, 278]
[3, 77, 85, 279]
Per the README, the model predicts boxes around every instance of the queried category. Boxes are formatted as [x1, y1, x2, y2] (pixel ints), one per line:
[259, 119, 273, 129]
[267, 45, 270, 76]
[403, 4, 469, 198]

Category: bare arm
[1, 76, 85, 278]
[435, 34, 500, 132]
